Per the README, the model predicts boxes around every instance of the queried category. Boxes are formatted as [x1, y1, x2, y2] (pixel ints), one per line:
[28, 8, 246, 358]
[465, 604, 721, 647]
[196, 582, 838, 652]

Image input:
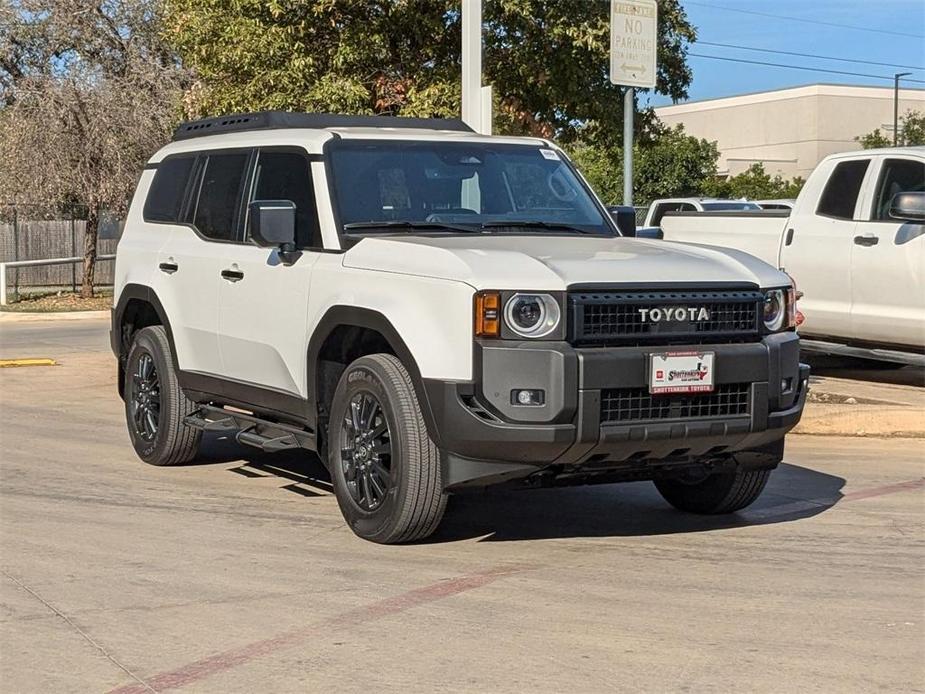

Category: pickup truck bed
[661, 210, 789, 267]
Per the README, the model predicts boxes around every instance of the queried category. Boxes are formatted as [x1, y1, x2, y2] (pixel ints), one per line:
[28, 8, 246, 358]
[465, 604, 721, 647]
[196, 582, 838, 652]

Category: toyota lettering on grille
[638, 306, 711, 322]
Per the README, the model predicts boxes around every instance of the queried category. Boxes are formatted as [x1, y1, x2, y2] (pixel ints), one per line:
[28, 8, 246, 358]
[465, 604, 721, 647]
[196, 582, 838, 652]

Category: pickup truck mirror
[889, 191, 925, 223]
[248, 200, 300, 264]
[606, 205, 637, 237]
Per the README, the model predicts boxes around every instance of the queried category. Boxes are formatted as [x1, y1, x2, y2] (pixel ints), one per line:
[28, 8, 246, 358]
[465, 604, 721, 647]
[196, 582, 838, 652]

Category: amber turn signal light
[474, 291, 501, 337]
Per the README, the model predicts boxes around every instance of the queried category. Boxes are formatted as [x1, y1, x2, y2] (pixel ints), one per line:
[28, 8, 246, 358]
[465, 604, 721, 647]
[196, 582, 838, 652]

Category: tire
[328, 354, 446, 544]
[654, 467, 771, 514]
[124, 325, 201, 466]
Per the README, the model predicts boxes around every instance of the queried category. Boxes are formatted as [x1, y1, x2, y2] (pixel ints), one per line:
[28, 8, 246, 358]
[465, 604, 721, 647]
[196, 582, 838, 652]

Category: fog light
[781, 377, 793, 394]
[511, 389, 545, 406]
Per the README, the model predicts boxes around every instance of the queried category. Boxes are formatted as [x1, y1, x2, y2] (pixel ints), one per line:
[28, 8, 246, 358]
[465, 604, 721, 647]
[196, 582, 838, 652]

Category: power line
[686, 1, 925, 40]
[688, 53, 925, 84]
[698, 41, 924, 72]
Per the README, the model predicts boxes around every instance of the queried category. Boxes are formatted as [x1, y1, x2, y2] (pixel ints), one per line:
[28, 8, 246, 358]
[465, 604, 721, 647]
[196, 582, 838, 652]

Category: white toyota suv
[111, 111, 808, 543]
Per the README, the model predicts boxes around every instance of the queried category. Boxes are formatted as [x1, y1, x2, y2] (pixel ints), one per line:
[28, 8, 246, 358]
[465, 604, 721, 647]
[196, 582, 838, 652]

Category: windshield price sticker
[539, 148, 561, 161]
[649, 351, 715, 394]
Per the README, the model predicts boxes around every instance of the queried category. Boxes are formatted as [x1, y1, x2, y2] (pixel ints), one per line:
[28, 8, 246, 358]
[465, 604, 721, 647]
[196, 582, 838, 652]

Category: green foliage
[164, 0, 696, 143]
[567, 124, 719, 205]
[857, 110, 925, 148]
[703, 163, 804, 200]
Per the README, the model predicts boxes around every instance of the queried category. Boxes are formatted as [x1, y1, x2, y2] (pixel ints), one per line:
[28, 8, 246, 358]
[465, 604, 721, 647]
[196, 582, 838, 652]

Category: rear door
[163, 150, 251, 376]
[782, 157, 871, 341]
[216, 147, 323, 401]
[849, 155, 925, 347]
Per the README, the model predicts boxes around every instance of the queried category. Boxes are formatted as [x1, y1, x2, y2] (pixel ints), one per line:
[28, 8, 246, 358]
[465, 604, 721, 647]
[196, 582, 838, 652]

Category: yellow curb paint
[0, 358, 57, 368]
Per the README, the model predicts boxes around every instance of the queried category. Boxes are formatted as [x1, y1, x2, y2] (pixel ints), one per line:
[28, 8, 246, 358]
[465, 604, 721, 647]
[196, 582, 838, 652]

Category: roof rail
[172, 111, 474, 141]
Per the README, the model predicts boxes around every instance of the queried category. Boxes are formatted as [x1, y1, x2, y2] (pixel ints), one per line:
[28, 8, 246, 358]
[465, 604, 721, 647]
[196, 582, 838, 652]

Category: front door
[217, 148, 322, 401]
[850, 155, 925, 347]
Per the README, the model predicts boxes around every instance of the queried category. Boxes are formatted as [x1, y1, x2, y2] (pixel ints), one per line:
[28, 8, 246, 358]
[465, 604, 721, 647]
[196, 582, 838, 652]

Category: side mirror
[889, 191, 925, 222]
[607, 205, 637, 237]
[248, 199, 300, 264]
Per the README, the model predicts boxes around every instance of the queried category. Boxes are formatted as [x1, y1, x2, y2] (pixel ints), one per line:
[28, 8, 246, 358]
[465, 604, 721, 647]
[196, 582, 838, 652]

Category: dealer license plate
[649, 351, 715, 394]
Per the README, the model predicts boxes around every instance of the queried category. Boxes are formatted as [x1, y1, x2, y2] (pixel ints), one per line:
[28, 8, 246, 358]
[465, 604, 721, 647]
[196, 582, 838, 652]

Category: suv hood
[342, 234, 789, 290]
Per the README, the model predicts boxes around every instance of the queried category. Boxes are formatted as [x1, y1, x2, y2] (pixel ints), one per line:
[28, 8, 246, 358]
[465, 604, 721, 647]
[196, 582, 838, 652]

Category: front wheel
[328, 354, 446, 544]
[654, 467, 771, 514]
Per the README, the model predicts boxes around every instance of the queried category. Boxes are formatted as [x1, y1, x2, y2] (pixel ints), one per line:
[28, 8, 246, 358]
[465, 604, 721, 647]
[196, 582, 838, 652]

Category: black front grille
[601, 383, 751, 423]
[569, 289, 762, 346]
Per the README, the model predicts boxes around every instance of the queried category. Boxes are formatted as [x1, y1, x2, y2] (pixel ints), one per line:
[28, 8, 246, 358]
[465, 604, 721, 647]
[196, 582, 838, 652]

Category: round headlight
[763, 289, 786, 332]
[504, 293, 561, 338]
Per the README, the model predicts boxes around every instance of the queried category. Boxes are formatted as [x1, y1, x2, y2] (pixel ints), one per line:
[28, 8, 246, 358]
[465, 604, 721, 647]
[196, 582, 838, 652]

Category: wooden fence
[0, 213, 119, 291]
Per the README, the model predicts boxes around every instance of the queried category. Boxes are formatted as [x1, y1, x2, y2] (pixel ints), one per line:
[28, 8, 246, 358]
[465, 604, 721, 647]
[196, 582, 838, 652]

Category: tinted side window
[143, 156, 195, 223]
[817, 160, 870, 220]
[251, 150, 321, 248]
[873, 158, 925, 221]
[652, 203, 682, 225]
[193, 152, 249, 241]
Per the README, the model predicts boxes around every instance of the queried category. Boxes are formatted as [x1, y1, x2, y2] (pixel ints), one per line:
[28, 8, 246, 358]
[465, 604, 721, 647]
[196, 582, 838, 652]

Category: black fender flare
[111, 284, 176, 360]
[306, 306, 441, 443]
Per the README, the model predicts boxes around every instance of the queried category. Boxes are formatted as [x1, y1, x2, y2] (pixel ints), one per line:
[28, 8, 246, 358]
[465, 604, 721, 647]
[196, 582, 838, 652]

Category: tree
[568, 123, 719, 205]
[0, 0, 186, 297]
[703, 163, 804, 200]
[856, 110, 925, 149]
[163, 0, 696, 143]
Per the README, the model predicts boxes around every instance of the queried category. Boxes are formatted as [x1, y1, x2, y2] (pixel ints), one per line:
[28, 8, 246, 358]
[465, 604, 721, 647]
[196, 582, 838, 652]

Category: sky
[644, 0, 925, 107]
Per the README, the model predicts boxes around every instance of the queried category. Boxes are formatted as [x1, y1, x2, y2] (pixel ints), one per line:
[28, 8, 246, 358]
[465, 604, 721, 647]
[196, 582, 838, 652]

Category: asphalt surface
[1, 317, 923, 693]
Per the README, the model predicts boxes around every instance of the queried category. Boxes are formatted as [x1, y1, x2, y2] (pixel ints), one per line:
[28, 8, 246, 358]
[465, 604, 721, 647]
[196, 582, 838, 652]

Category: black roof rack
[172, 111, 474, 141]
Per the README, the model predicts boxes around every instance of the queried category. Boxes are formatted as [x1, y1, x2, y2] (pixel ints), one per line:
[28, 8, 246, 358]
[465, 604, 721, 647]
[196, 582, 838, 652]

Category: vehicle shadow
[193, 433, 845, 542]
[195, 433, 334, 496]
[429, 462, 844, 542]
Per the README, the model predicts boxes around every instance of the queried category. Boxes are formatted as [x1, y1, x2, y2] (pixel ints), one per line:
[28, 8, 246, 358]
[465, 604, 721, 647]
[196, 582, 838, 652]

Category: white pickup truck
[643, 198, 761, 227]
[660, 147, 925, 366]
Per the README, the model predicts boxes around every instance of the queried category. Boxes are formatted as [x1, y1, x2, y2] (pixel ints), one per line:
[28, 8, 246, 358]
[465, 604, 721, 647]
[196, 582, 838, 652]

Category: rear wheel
[654, 467, 771, 514]
[124, 326, 201, 466]
[328, 354, 446, 543]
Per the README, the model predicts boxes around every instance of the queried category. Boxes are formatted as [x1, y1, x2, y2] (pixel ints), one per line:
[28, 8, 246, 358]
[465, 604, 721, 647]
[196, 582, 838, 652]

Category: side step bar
[184, 405, 316, 453]
[800, 339, 925, 367]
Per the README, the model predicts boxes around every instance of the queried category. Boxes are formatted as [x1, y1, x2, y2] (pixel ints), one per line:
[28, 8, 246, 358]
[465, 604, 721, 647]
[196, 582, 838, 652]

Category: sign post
[610, 0, 658, 206]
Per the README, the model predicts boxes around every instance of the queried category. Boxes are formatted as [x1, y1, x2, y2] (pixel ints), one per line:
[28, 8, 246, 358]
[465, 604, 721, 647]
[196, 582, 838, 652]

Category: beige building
[655, 83, 925, 179]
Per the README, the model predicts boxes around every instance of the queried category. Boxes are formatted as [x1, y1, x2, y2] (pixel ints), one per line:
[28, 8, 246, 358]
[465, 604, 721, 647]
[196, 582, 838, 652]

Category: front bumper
[423, 332, 808, 489]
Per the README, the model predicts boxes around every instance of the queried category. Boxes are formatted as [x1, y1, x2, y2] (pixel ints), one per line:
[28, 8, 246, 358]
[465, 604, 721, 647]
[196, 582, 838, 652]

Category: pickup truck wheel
[124, 326, 201, 466]
[328, 354, 446, 544]
[654, 468, 771, 514]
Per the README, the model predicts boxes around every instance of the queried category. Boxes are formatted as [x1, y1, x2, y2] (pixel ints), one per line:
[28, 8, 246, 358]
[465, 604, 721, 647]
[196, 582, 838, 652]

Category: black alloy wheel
[130, 352, 160, 442]
[340, 391, 393, 511]
[124, 325, 201, 466]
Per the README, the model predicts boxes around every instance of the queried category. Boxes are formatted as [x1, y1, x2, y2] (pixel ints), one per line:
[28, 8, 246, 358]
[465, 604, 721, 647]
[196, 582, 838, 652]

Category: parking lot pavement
[1, 319, 923, 693]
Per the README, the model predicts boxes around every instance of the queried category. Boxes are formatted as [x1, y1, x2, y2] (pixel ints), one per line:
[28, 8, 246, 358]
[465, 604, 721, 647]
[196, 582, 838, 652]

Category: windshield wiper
[342, 220, 481, 234]
[478, 220, 603, 235]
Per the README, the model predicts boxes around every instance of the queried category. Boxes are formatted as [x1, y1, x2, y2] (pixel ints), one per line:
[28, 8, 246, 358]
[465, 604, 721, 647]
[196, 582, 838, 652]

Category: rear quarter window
[816, 159, 870, 220]
[143, 156, 196, 223]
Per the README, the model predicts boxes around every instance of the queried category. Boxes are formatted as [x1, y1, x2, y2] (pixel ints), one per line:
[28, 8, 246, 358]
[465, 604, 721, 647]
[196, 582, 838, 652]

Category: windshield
[700, 201, 762, 211]
[327, 140, 613, 235]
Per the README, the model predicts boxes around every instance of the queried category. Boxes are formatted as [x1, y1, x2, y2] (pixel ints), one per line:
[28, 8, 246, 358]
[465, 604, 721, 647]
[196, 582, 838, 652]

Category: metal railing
[0, 255, 116, 305]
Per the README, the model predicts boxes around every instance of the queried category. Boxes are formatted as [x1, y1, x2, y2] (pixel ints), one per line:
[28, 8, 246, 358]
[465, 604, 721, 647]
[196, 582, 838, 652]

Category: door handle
[784, 228, 794, 246]
[221, 268, 244, 282]
[853, 234, 879, 247]
[158, 262, 178, 274]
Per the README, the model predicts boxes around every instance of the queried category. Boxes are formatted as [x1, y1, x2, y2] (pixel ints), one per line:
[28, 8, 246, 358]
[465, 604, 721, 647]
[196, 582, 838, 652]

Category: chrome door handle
[221, 268, 244, 282]
[158, 262, 178, 274]
[853, 234, 879, 247]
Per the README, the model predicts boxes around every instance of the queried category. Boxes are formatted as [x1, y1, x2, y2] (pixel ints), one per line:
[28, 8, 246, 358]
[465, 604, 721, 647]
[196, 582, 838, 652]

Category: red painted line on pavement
[842, 477, 924, 502]
[108, 565, 525, 694]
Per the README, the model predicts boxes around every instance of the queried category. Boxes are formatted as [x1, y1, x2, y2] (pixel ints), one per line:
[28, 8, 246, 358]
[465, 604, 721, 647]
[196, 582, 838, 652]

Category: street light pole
[893, 72, 912, 146]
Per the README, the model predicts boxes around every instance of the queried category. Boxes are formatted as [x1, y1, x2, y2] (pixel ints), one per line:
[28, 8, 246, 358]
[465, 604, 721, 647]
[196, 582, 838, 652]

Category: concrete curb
[796, 403, 925, 438]
[0, 310, 109, 323]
